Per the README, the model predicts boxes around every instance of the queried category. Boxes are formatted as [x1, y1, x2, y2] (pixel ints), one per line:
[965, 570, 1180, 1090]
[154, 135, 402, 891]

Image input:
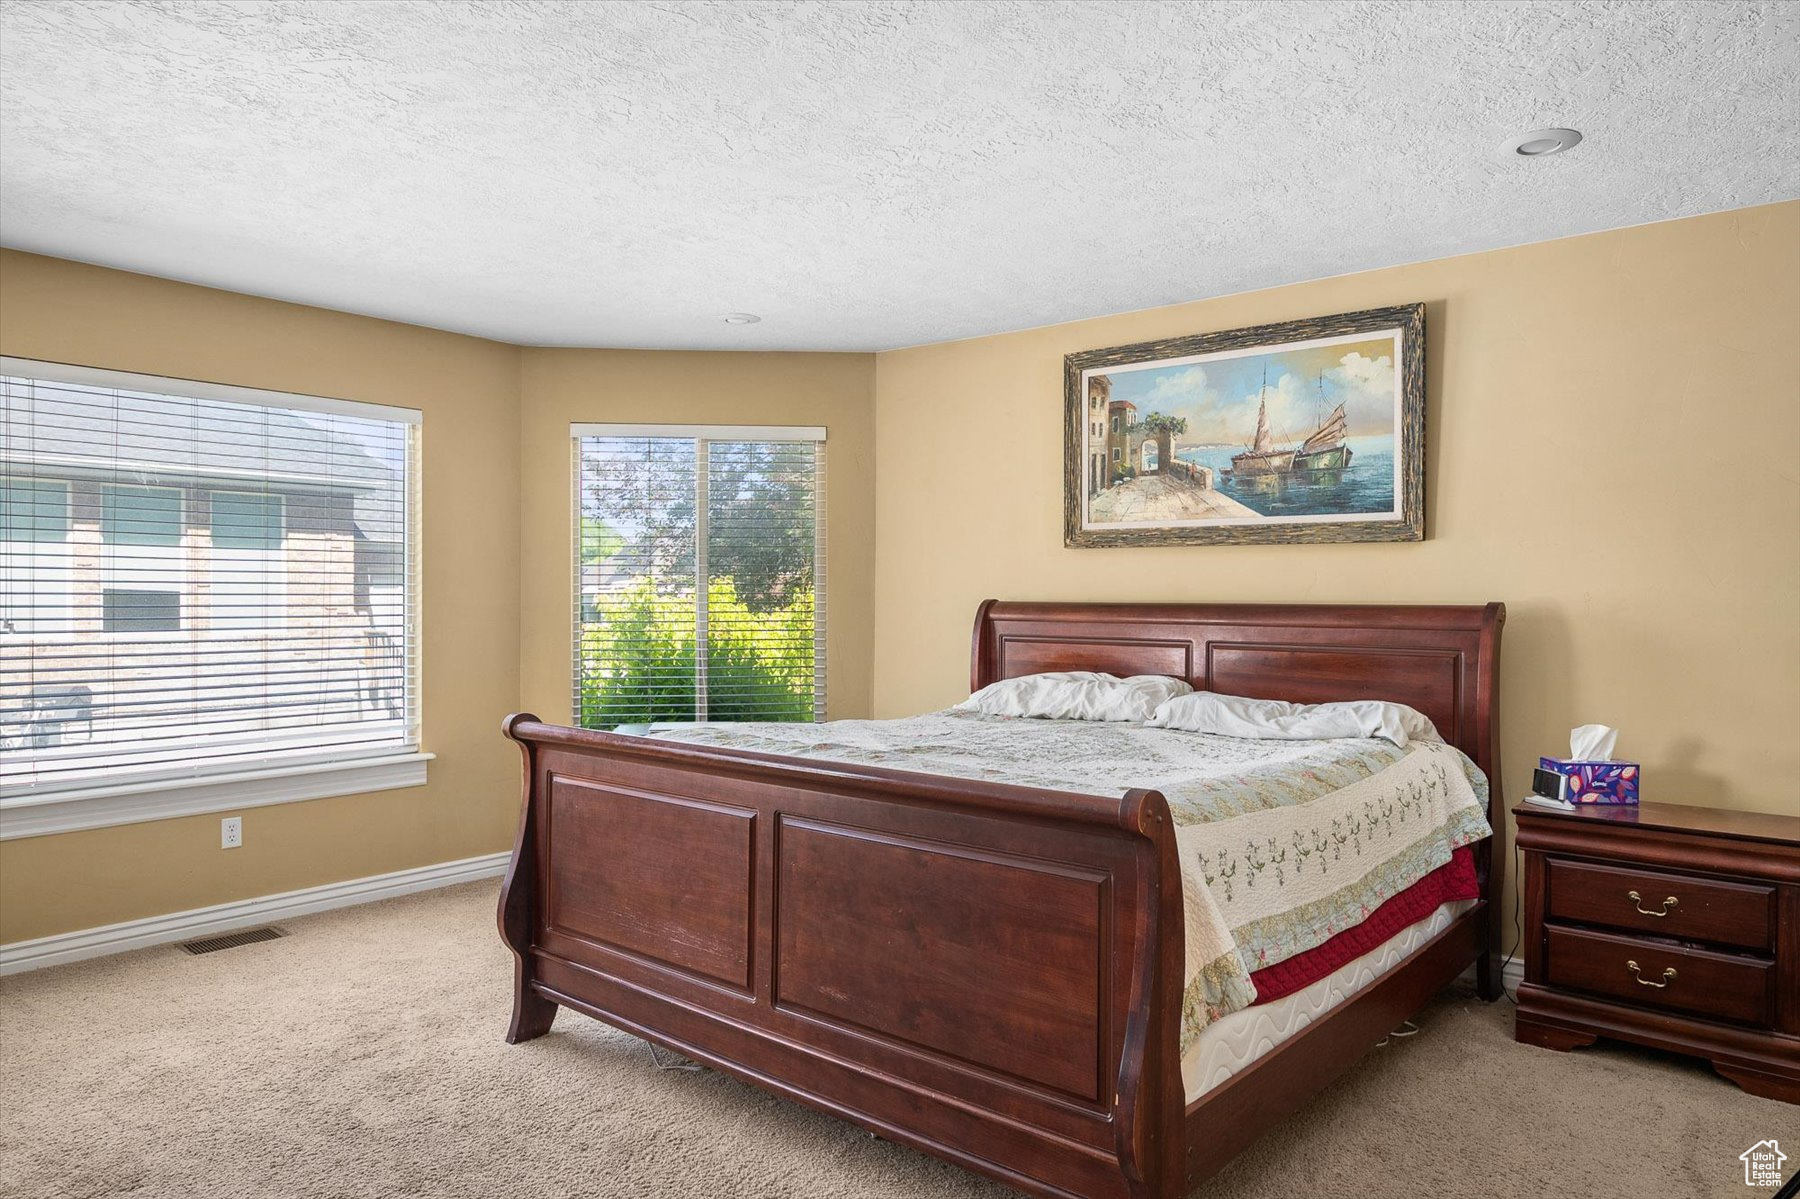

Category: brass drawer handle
[1626, 959, 1676, 988]
[1627, 889, 1678, 917]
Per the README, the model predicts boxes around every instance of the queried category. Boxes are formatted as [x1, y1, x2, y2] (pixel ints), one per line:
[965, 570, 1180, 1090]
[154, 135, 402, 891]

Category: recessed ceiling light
[1501, 128, 1582, 158]
[722, 312, 761, 325]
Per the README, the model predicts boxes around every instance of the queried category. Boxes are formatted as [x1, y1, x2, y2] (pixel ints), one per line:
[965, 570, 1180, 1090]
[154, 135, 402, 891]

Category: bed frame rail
[498, 716, 1187, 1199]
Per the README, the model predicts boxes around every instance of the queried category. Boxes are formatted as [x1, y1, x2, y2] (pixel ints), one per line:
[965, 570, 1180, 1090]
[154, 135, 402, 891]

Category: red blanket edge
[1246, 844, 1480, 1006]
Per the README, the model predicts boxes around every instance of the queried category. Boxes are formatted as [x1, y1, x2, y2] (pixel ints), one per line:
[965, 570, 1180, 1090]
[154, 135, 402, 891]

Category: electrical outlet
[220, 816, 242, 849]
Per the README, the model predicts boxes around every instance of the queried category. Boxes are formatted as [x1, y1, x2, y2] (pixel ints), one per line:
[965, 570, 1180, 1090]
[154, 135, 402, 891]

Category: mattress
[1182, 897, 1475, 1102]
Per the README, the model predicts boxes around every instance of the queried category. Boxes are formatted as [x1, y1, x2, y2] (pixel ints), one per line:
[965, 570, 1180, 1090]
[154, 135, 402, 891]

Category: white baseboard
[0, 850, 509, 976]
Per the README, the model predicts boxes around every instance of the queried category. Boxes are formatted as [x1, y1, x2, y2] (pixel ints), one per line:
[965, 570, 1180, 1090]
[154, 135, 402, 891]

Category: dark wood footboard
[498, 715, 1188, 1199]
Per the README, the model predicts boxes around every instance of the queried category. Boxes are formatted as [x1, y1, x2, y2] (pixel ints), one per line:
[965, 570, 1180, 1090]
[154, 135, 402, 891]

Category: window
[209, 490, 286, 631]
[0, 358, 425, 834]
[1112, 447, 1121, 462]
[0, 478, 70, 636]
[573, 425, 825, 728]
[102, 588, 180, 633]
[103, 484, 180, 544]
[101, 484, 185, 635]
[1111, 414, 1121, 433]
[0, 479, 68, 542]
[211, 490, 283, 548]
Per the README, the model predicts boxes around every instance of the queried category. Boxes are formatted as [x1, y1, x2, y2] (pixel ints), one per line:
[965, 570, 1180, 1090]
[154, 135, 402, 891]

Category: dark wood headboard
[971, 599, 1504, 783]
[971, 599, 1508, 924]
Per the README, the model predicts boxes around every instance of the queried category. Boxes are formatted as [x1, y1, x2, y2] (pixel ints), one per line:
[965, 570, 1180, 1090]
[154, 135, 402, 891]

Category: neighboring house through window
[0, 358, 426, 837]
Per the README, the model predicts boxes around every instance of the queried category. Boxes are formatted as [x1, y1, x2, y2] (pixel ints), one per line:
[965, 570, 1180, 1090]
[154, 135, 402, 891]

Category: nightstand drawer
[1544, 925, 1774, 1027]
[1545, 858, 1775, 950]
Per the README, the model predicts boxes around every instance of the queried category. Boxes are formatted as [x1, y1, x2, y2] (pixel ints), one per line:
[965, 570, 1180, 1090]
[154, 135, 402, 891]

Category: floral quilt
[642, 710, 1491, 1052]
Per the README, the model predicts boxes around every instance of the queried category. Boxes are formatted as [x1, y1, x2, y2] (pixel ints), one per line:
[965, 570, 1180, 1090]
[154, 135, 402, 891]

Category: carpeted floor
[0, 882, 1788, 1199]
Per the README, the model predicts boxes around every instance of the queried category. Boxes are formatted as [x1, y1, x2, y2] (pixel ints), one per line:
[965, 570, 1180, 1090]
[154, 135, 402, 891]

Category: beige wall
[872, 202, 1800, 847]
[0, 250, 525, 942]
[0, 258, 878, 945]
[5, 201, 1794, 947]
[517, 349, 876, 724]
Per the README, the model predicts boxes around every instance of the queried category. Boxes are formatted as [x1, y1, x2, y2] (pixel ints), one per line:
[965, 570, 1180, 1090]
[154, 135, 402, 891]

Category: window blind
[573, 427, 826, 728]
[0, 360, 420, 797]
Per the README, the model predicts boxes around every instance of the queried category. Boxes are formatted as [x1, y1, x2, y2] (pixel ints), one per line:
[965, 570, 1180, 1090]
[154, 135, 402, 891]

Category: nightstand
[1513, 800, 1799, 1103]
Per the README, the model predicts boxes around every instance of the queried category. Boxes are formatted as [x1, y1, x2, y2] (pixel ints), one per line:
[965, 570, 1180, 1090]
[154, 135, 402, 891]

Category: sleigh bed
[497, 600, 1505, 1198]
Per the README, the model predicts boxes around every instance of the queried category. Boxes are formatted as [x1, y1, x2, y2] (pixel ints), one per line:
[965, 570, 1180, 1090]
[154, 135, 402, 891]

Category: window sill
[0, 751, 434, 840]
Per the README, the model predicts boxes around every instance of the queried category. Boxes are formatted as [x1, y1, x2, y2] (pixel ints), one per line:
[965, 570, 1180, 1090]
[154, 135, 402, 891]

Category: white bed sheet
[1181, 897, 1476, 1102]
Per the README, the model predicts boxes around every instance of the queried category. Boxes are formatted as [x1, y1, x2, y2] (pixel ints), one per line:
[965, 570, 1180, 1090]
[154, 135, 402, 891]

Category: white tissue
[1570, 723, 1618, 761]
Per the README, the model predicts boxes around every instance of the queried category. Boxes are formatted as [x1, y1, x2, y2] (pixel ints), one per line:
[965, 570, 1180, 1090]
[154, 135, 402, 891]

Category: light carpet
[0, 882, 1787, 1199]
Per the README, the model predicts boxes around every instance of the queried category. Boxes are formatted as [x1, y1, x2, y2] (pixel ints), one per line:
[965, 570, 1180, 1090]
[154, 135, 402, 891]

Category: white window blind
[0, 359, 420, 799]
[573, 425, 825, 728]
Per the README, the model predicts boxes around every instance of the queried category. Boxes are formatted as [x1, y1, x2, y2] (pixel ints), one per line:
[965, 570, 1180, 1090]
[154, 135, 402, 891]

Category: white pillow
[1146, 691, 1442, 747]
[956, 671, 1194, 722]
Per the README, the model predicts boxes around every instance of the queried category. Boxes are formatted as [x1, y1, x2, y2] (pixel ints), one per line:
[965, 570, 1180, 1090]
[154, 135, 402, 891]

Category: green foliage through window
[579, 516, 623, 564]
[578, 578, 815, 727]
[575, 434, 823, 729]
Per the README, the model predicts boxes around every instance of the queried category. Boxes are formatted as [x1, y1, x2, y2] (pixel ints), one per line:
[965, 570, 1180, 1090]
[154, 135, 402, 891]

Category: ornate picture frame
[1064, 303, 1425, 547]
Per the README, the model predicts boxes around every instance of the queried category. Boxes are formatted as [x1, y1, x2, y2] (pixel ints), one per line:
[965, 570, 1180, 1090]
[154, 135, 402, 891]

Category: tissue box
[1538, 757, 1639, 804]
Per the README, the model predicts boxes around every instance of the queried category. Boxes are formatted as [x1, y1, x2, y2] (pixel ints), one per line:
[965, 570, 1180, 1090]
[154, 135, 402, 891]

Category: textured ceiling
[2, 1, 1797, 351]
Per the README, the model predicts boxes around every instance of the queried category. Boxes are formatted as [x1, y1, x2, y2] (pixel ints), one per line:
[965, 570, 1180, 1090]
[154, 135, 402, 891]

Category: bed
[497, 600, 1506, 1198]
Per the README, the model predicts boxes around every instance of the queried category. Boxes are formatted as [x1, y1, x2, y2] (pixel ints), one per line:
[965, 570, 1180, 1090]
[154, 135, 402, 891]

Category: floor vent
[180, 926, 285, 955]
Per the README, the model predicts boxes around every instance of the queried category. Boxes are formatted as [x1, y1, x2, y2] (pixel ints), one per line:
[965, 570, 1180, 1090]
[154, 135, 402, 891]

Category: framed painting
[1064, 303, 1425, 547]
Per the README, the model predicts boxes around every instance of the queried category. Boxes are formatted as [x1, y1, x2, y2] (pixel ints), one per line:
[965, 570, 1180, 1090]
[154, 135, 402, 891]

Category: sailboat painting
[1064, 304, 1425, 547]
